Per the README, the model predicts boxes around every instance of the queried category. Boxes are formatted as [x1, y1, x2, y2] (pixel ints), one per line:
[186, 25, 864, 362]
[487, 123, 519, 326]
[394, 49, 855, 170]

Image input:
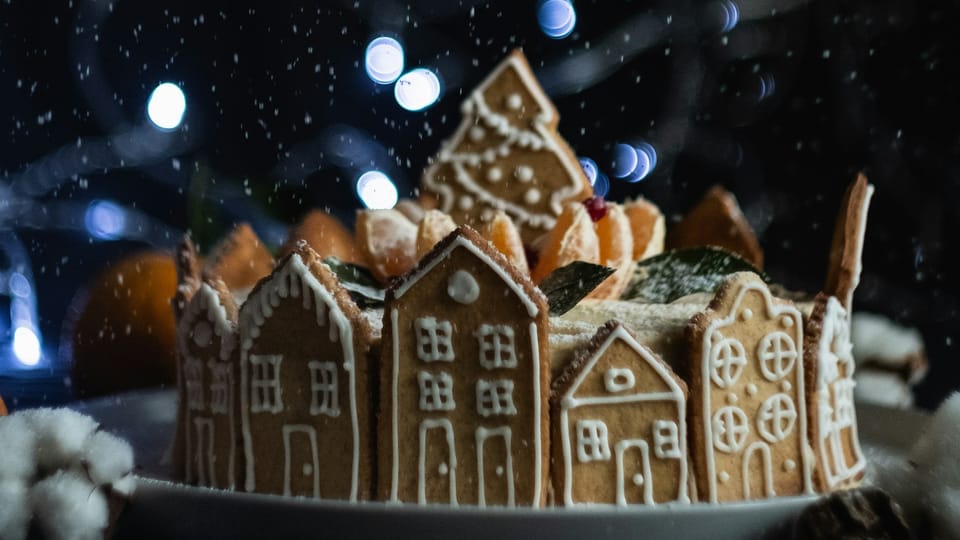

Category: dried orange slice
[483, 211, 529, 275]
[624, 197, 665, 260]
[280, 209, 360, 264]
[415, 210, 458, 260]
[531, 202, 600, 284]
[355, 209, 418, 284]
[588, 202, 634, 299]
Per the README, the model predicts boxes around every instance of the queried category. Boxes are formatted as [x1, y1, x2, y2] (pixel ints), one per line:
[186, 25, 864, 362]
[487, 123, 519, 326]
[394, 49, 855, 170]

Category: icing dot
[727, 393, 738, 405]
[458, 195, 474, 211]
[782, 316, 794, 328]
[783, 459, 796, 472]
[467, 155, 481, 167]
[487, 167, 503, 182]
[438, 462, 449, 475]
[741, 308, 753, 321]
[480, 208, 495, 222]
[515, 165, 534, 182]
[632, 474, 644, 486]
[447, 270, 480, 304]
[497, 145, 511, 157]
[482, 149, 497, 163]
[302, 463, 313, 476]
[781, 381, 792, 392]
[193, 321, 213, 348]
[524, 188, 541, 205]
[718, 471, 730, 483]
[469, 126, 485, 142]
[506, 93, 523, 110]
[496, 466, 504, 476]
[746, 384, 758, 396]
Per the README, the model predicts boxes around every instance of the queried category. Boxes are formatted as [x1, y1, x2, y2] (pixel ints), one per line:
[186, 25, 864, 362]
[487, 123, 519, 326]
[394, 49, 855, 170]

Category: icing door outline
[418, 418, 457, 505]
[193, 417, 215, 488]
[615, 439, 653, 506]
[476, 427, 515, 507]
[282, 425, 320, 498]
[742, 441, 774, 500]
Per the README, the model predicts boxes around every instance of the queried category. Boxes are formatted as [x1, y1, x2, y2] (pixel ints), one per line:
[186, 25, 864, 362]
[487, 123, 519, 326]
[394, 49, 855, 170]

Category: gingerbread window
[475, 379, 517, 417]
[418, 371, 455, 411]
[249, 354, 283, 413]
[308, 361, 340, 417]
[416, 317, 455, 362]
[576, 419, 611, 462]
[476, 324, 516, 369]
[207, 361, 231, 414]
[834, 379, 855, 428]
[185, 357, 205, 411]
[652, 420, 682, 459]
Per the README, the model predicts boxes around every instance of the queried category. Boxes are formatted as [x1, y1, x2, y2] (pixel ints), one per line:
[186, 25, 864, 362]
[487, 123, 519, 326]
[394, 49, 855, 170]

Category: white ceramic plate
[69, 389, 927, 540]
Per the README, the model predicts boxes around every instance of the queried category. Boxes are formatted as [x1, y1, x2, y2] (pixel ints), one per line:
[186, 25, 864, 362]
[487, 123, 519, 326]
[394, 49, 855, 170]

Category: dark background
[0, 0, 956, 409]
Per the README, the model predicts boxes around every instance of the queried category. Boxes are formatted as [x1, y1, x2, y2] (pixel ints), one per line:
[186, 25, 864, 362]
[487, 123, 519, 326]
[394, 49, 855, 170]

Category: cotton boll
[30, 471, 108, 540]
[0, 480, 30, 540]
[17, 408, 99, 472]
[82, 430, 134, 487]
[910, 392, 960, 483]
[0, 415, 38, 481]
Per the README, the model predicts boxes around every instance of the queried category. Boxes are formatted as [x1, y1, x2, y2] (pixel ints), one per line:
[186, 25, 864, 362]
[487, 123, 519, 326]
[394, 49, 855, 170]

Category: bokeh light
[12, 326, 41, 367]
[84, 200, 127, 240]
[8, 272, 31, 298]
[611, 142, 658, 183]
[365, 36, 405, 85]
[720, 0, 740, 33]
[580, 157, 610, 197]
[394, 68, 442, 111]
[538, 0, 577, 39]
[356, 170, 399, 209]
[146, 82, 186, 130]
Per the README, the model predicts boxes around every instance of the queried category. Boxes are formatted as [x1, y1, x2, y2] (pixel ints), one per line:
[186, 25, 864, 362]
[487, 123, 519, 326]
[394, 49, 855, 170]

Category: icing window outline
[576, 419, 611, 463]
[757, 393, 798, 444]
[712, 405, 749, 454]
[652, 420, 682, 459]
[758, 331, 798, 382]
[185, 357, 205, 411]
[207, 360, 231, 414]
[416, 317, 455, 362]
[476, 324, 517, 369]
[475, 379, 517, 417]
[308, 360, 341, 417]
[603, 368, 636, 393]
[249, 354, 283, 414]
[418, 371, 456, 411]
[709, 337, 747, 389]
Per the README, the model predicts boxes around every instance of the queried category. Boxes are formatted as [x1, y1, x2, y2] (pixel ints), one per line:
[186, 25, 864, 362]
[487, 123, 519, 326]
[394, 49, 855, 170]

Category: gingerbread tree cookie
[420, 50, 593, 245]
[824, 173, 874, 312]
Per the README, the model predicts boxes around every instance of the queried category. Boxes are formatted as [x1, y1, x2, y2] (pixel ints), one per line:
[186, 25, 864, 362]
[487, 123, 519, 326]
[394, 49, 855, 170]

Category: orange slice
[624, 197, 665, 260]
[588, 203, 635, 299]
[531, 202, 600, 284]
[415, 210, 458, 260]
[355, 209, 418, 284]
[280, 210, 360, 264]
[395, 199, 426, 224]
[483, 211, 529, 275]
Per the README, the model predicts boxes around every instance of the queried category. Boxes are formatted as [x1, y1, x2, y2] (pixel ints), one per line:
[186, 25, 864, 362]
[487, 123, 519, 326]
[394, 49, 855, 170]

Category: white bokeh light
[538, 0, 577, 39]
[356, 170, 399, 209]
[84, 200, 127, 240]
[147, 82, 186, 130]
[365, 36, 405, 84]
[13, 326, 42, 367]
[394, 68, 441, 111]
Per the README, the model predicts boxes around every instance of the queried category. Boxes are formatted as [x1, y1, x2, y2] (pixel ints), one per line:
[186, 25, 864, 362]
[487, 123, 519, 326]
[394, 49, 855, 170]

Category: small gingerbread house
[379, 227, 550, 507]
[552, 321, 690, 506]
[238, 244, 375, 501]
[177, 278, 240, 490]
[687, 272, 812, 502]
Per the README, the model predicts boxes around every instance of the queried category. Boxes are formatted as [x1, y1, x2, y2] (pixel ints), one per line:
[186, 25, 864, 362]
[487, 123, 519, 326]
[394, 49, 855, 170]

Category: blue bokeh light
[538, 0, 577, 39]
[146, 82, 186, 130]
[85, 200, 127, 240]
[356, 170, 399, 209]
[720, 0, 740, 33]
[394, 68, 442, 112]
[365, 36, 405, 85]
[579, 157, 599, 185]
[612, 142, 658, 183]
[12, 326, 41, 367]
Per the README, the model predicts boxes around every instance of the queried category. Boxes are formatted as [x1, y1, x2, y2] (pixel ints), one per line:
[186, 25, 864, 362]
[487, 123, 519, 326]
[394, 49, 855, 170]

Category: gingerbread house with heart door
[379, 227, 550, 507]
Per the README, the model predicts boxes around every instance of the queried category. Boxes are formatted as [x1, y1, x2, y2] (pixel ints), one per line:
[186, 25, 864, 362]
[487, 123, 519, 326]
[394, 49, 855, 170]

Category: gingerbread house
[552, 321, 690, 506]
[379, 227, 550, 507]
[177, 278, 240, 489]
[238, 244, 376, 501]
[687, 272, 812, 502]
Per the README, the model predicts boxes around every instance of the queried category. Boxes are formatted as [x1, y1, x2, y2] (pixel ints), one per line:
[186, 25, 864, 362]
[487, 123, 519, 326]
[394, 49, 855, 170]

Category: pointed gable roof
[173, 234, 202, 320]
[388, 226, 545, 318]
[178, 277, 238, 361]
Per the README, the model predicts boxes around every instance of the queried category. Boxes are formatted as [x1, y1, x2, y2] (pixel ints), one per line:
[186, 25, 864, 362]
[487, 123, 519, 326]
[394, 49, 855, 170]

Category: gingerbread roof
[177, 277, 238, 361]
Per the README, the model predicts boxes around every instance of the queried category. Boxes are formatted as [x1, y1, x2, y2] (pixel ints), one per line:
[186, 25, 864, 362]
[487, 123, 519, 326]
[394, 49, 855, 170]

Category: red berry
[582, 196, 608, 222]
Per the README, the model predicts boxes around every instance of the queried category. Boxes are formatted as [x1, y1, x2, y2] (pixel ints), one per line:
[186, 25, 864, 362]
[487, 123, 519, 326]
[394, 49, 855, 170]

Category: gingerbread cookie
[667, 185, 764, 269]
[177, 277, 240, 490]
[824, 173, 874, 312]
[204, 223, 275, 295]
[687, 272, 811, 502]
[238, 243, 376, 501]
[552, 321, 690, 506]
[420, 49, 593, 245]
[804, 293, 865, 492]
[379, 226, 550, 507]
[172, 234, 201, 482]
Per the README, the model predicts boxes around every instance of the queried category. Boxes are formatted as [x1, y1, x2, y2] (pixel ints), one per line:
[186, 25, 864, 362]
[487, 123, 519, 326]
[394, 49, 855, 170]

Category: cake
[170, 50, 871, 507]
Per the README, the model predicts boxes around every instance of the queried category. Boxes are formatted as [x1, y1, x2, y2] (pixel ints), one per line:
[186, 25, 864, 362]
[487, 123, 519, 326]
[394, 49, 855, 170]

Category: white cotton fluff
[0, 414, 38, 481]
[16, 408, 99, 473]
[0, 480, 30, 540]
[853, 371, 915, 408]
[851, 311, 924, 365]
[30, 471, 108, 540]
[910, 392, 960, 484]
[81, 430, 134, 487]
[927, 487, 960, 539]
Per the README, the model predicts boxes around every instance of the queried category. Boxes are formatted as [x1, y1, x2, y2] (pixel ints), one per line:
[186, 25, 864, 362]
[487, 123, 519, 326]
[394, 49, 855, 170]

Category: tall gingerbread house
[379, 227, 550, 507]
[687, 272, 812, 502]
[239, 244, 376, 501]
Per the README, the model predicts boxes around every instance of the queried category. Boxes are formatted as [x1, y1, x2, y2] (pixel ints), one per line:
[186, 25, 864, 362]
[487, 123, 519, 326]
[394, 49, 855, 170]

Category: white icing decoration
[192, 417, 215, 487]
[469, 126, 485, 142]
[415, 317, 455, 362]
[447, 270, 480, 305]
[249, 354, 283, 413]
[184, 358, 206, 411]
[481, 208, 495, 222]
[784, 459, 797, 471]
[746, 383, 758, 396]
[418, 418, 458, 505]
[476, 379, 517, 417]
[781, 381, 792, 392]
[710, 337, 747, 389]
[207, 360, 231, 415]
[758, 331, 798, 382]
[458, 195, 475, 211]
[742, 442, 775, 499]
[476, 324, 517, 369]
[652, 420, 682, 459]
[282, 425, 320, 498]
[486, 167, 503, 182]
[781, 316, 794, 328]
[417, 371, 456, 411]
[308, 361, 341, 417]
[718, 471, 730, 483]
[476, 426, 515, 507]
[506, 93, 522, 110]
[515, 165, 534, 182]
[303, 463, 313, 476]
[712, 406, 749, 454]
[439, 462, 448, 475]
[603, 368, 636, 393]
[757, 393, 797, 444]
[633, 474, 644, 486]
[615, 440, 654, 505]
[193, 320, 212, 348]
[559, 325, 689, 506]
[741, 308, 753, 321]
[727, 393, 738, 405]
[576, 420, 611, 462]
[524, 188, 541, 205]
[239, 253, 360, 501]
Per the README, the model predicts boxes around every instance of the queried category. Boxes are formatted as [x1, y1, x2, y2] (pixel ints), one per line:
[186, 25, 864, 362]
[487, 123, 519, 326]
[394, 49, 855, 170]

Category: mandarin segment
[588, 203, 635, 299]
[355, 209, 419, 284]
[280, 209, 360, 263]
[624, 197, 665, 260]
[415, 209, 458, 260]
[531, 202, 600, 283]
[483, 210, 530, 275]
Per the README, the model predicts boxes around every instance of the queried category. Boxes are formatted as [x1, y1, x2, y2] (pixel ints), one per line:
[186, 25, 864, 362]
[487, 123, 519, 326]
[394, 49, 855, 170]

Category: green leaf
[540, 261, 616, 316]
[322, 256, 384, 309]
[620, 247, 769, 304]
